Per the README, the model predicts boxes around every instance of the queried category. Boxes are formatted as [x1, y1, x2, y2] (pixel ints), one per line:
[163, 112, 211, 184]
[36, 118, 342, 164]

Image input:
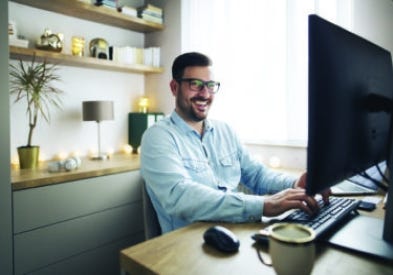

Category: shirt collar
[170, 110, 214, 135]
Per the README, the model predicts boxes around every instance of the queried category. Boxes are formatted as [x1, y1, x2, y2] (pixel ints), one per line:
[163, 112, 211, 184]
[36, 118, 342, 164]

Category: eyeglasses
[177, 78, 220, 94]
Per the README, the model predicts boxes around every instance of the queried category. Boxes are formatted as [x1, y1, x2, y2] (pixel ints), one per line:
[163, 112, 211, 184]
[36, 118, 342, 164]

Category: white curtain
[181, 0, 353, 145]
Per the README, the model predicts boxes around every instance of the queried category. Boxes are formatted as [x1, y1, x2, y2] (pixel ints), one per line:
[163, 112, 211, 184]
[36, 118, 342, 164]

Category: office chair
[142, 181, 161, 240]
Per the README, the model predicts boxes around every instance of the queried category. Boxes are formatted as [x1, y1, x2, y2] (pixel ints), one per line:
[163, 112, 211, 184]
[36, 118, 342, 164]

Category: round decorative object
[36, 28, 63, 52]
[69, 156, 82, 168]
[89, 38, 109, 59]
[47, 161, 62, 173]
[64, 158, 77, 171]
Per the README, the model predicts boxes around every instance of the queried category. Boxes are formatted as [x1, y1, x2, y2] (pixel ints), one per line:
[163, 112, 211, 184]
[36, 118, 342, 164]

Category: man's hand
[263, 188, 319, 217]
[263, 172, 332, 217]
[294, 172, 331, 204]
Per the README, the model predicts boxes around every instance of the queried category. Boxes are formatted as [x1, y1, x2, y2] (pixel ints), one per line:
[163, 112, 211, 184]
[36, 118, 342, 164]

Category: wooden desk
[120, 202, 392, 275]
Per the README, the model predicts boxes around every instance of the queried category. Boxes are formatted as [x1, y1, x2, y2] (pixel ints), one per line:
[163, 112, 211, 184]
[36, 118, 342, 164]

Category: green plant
[9, 56, 64, 147]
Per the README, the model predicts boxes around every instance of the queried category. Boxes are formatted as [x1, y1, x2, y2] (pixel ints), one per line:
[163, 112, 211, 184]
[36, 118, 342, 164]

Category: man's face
[171, 66, 216, 123]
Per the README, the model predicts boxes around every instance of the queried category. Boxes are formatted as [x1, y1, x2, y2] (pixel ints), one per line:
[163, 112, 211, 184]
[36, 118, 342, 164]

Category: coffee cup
[260, 223, 316, 275]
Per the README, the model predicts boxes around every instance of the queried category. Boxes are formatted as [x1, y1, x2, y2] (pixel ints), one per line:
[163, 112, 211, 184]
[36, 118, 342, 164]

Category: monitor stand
[322, 213, 393, 261]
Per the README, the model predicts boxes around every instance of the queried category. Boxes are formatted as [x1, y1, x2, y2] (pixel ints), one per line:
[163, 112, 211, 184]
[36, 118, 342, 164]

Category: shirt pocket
[218, 151, 241, 187]
[183, 158, 209, 173]
[219, 151, 240, 167]
[182, 158, 216, 187]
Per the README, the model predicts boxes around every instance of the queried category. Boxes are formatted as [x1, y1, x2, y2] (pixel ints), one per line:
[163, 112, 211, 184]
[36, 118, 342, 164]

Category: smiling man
[170, 54, 218, 133]
[140, 52, 325, 234]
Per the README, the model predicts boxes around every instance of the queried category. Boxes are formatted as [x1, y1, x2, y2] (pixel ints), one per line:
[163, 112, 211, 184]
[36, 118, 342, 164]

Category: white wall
[8, 0, 393, 169]
[9, 2, 148, 161]
[144, 0, 393, 170]
[353, 0, 393, 54]
[145, 0, 182, 113]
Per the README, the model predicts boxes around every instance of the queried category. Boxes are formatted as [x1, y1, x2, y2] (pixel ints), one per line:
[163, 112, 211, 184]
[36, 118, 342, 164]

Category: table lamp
[82, 100, 114, 160]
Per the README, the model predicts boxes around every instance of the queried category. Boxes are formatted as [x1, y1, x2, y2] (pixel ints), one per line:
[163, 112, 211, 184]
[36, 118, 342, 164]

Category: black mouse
[203, 225, 240, 253]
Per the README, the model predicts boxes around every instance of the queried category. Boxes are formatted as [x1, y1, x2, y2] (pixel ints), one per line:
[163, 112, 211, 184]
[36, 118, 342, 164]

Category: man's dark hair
[172, 52, 212, 80]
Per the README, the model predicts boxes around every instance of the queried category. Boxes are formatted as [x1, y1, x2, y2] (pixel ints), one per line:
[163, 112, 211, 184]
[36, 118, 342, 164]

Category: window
[181, 0, 353, 145]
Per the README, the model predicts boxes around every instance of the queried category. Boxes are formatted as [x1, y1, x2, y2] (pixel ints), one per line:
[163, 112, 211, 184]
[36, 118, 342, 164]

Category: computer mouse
[203, 225, 240, 253]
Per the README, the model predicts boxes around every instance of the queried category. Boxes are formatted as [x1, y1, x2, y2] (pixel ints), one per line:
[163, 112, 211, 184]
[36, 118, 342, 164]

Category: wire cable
[359, 170, 388, 192]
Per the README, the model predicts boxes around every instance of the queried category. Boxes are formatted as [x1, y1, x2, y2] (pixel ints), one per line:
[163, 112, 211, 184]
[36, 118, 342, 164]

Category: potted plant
[9, 56, 64, 169]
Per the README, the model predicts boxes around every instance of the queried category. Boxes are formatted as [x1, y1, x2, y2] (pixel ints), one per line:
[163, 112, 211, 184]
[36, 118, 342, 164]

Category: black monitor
[307, 15, 393, 260]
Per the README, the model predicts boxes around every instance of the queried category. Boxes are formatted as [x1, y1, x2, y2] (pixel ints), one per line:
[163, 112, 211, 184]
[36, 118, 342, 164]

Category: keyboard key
[283, 197, 360, 237]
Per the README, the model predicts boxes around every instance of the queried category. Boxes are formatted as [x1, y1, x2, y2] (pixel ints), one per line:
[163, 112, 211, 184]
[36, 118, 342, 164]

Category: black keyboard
[283, 196, 360, 237]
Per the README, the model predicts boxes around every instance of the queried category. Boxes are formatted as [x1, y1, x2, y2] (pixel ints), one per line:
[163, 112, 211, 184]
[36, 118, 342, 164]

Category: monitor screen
[306, 15, 393, 196]
[306, 15, 393, 255]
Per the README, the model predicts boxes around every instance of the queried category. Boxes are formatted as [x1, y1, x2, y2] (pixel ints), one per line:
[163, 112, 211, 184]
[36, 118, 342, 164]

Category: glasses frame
[176, 78, 220, 94]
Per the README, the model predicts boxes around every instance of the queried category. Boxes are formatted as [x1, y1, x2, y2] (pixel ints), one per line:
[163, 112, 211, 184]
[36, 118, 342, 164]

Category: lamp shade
[82, 100, 114, 122]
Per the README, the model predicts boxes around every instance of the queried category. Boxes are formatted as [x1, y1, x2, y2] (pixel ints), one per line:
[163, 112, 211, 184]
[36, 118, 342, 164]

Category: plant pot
[17, 146, 40, 169]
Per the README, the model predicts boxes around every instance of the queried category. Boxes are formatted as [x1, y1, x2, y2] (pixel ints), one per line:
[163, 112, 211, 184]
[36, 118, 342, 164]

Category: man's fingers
[282, 189, 320, 215]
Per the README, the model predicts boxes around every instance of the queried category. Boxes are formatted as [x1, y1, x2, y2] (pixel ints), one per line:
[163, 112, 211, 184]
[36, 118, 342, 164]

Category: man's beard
[176, 95, 210, 122]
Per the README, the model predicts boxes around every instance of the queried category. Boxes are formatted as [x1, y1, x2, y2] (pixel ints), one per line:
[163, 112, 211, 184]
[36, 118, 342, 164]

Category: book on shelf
[77, 0, 94, 4]
[137, 3, 163, 16]
[110, 46, 160, 67]
[137, 3, 163, 24]
[119, 5, 137, 17]
[139, 13, 163, 24]
[95, 0, 118, 9]
[139, 9, 163, 18]
[9, 37, 29, 48]
[143, 47, 160, 67]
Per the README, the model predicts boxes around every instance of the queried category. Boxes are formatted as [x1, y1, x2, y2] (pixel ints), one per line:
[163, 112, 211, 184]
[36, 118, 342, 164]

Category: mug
[263, 223, 316, 275]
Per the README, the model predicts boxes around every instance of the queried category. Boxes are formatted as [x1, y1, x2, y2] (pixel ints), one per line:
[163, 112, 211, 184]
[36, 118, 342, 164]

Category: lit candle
[123, 144, 133, 154]
[138, 96, 150, 113]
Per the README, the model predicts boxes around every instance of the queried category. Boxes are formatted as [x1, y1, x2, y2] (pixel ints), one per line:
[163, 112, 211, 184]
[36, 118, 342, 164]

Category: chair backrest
[142, 181, 161, 240]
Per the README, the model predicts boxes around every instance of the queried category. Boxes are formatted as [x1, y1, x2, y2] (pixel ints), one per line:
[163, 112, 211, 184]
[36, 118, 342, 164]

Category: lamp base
[90, 154, 110, 161]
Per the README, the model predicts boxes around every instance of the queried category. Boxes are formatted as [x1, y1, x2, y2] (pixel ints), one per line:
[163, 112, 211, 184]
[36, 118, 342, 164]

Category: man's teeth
[195, 100, 207, 105]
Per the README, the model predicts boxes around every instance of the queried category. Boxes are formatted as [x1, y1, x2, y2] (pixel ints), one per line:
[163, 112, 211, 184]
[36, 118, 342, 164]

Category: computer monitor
[307, 14, 393, 259]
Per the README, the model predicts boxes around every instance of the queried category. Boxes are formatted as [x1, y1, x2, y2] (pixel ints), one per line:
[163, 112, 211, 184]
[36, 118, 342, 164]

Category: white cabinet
[13, 170, 144, 275]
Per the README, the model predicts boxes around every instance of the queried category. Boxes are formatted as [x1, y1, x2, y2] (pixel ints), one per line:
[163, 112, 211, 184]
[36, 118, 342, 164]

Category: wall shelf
[11, 0, 164, 33]
[10, 46, 164, 74]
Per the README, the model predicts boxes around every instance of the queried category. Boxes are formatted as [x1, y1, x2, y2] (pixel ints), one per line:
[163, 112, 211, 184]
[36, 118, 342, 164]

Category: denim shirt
[140, 111, 295, 233]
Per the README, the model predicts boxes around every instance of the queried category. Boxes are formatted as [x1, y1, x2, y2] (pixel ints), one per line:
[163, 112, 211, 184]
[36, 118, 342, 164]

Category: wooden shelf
[10, 46, 164, 74]
[11, 0, 164, 33]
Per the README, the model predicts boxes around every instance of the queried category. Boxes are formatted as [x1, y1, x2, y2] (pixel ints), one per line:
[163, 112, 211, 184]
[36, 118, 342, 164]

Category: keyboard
[283, 196, 360, 237]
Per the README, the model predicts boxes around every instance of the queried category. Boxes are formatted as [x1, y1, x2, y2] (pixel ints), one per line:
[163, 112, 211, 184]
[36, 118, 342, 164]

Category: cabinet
[13, 170, 145, 275]
[10, 0, 164, 74]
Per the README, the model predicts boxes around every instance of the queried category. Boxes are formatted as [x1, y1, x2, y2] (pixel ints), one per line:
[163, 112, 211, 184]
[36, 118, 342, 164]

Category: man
[141, 52, 328, 234]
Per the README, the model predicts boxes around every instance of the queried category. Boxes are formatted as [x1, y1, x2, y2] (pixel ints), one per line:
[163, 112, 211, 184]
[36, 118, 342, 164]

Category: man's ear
[170, 79, 178, 96]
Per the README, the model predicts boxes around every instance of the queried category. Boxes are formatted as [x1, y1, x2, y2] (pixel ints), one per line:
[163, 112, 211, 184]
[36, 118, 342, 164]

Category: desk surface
[120, 200, 392, 275]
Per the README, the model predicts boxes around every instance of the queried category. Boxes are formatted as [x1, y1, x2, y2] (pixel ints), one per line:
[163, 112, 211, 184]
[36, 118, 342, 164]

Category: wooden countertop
[11, 154, 140, 191]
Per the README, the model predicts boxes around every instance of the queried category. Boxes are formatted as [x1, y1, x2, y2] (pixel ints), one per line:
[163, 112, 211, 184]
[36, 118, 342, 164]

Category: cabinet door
[21, 234, 144, 275]
[13, 171, 144, 275]
[14, 171, 143, 233]
[14, 203, 144, 275]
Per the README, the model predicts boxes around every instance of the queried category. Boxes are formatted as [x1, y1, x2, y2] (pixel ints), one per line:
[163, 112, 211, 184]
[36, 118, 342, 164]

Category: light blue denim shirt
[140, 111, 296, 233]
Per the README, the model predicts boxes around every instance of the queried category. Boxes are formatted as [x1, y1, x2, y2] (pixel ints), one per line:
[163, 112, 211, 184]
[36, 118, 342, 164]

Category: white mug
[266, 223, 316, 275]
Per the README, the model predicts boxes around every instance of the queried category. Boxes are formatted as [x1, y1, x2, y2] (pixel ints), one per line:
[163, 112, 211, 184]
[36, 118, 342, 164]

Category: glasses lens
[206, 81, 220, 93]
[206, 81, 217, 90]
[181, 79, 219, 93]
[189, 79, 204, 91]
